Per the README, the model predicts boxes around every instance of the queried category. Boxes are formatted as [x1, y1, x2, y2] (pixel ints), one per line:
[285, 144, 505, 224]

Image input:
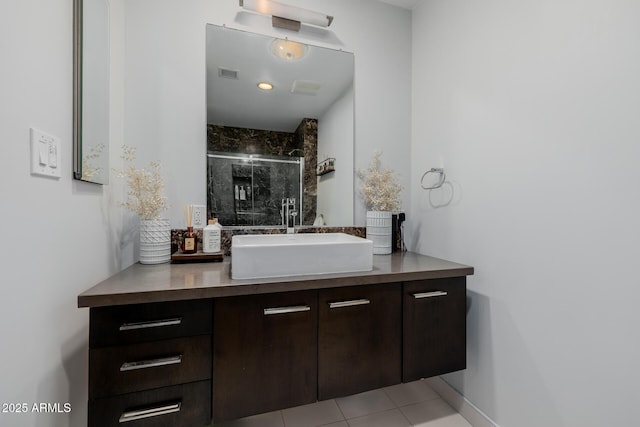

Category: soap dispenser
[203, 218, 223, 253]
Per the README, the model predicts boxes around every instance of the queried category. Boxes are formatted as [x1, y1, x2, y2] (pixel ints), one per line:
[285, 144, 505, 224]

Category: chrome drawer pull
[413, 291, 448, 299]
[119, 317, 182, 331]
[264, 306, 311, 315]
[119, 402, 181, 423]
[120, 355, 183, 372]
[329, 299, 370, 309]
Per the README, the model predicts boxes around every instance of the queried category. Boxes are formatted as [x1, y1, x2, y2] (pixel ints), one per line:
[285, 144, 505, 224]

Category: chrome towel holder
[420, 168, 446, 190]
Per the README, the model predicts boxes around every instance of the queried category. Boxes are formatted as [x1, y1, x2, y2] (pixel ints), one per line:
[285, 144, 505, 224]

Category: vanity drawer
[89, 335, 211, 399]
[90, 299, 212, 348]
[89, 380, 211, 427]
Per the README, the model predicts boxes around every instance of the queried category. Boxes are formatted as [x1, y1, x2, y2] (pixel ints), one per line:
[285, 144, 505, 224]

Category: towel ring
[420, 168, 446, 190]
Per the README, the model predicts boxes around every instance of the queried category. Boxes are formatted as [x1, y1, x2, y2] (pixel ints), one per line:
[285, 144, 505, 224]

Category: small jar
[182, 226, 198, 254]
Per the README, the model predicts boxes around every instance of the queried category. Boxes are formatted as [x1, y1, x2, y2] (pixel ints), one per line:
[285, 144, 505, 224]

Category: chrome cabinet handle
[120, 355, 183, 372]
[119, 317, 182, 331]
[263, 306, 311, 315]
[119, 402, 181, 423]
[329, 299, 370, 309]
[413, 291, 448, 299]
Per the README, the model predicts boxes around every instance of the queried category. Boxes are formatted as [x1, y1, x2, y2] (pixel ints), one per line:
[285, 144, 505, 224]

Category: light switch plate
[191, 204, 206, 229]
[30, 128, 61, 179]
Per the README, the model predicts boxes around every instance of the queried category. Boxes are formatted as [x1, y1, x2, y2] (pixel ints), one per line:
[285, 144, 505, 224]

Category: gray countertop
[77, 252, 474, 308]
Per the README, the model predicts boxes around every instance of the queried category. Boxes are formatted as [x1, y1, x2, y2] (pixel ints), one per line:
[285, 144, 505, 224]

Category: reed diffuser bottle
[182, 205, 198, 254]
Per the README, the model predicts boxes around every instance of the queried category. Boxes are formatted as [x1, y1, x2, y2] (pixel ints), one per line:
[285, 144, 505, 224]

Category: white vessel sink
[231, 233, 373, 280]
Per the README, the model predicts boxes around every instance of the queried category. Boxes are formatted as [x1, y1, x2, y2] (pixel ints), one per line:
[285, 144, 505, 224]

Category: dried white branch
[357, 150, 402, 212]
[113, 145, 169, 220]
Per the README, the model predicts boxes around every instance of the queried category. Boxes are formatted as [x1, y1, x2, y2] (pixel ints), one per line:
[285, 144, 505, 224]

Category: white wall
[409, 1, 640, 426]
[317, 85, 354, 225]
[0, 1, 124, 425]
[123, 0, 411, 229]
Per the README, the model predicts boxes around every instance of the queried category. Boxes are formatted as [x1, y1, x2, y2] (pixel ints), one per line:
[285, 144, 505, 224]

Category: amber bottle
[182, 226, 198, 254]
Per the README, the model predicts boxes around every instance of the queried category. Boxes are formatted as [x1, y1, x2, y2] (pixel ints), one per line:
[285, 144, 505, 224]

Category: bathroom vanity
[78, 252, 473, 426]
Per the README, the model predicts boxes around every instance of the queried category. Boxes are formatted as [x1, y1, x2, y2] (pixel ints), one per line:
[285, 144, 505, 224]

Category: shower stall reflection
[207, 152, 304, 226]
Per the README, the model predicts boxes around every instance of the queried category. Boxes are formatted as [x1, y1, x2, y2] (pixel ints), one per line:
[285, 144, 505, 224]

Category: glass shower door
[207, 153, 303, 227]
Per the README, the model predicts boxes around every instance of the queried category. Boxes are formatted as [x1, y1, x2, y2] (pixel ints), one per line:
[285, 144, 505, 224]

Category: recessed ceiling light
[257, 82, 274, 90]
[271, 39, 307, 61]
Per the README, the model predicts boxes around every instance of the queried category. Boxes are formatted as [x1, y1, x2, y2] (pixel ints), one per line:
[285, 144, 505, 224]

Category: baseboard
[425, 377, 499, 427]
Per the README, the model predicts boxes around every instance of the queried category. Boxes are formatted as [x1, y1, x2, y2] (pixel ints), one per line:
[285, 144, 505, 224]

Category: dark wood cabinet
[85, 274, 468, 425]
[88, 300, 213, 426]
[213, 290, 318, 422]
[403, 277, 467, 382]
[318, 284, 401, 400]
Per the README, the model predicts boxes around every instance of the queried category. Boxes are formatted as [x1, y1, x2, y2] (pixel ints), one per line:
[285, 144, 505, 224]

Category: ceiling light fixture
[257, 82, 274, 91]
[271, 39, 307, 61]
[239, 0, 333, 32]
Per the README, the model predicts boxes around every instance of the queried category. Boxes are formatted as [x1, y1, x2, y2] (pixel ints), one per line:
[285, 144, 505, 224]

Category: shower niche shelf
[316, 158, 335, 176]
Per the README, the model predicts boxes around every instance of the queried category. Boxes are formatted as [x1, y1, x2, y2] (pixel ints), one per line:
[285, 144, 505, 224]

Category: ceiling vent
[218, 67, 239, 80]
[291, 80, 322, 96]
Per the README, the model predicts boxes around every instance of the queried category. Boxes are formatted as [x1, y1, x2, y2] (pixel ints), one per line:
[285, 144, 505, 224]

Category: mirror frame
[73, 0, 110, 185]
[72, 0, 83, 181]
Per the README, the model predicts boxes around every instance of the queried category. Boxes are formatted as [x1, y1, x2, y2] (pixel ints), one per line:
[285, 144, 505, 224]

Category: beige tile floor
[211, 379, 472, 427]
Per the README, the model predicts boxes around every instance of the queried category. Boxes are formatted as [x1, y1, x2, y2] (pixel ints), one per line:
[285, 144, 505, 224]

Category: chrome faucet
[281, 198, 297, 232]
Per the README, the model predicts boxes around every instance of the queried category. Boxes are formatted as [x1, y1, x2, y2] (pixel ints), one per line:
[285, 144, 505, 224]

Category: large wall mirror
[73, 0, 110, 184]
[206, 24, 355, 227]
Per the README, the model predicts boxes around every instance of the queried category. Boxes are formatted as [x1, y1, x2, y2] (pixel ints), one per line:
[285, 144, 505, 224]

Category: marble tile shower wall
[207, 125, 298, 156]
[295, 119, 318, 225]
[207, 119, 317, 225]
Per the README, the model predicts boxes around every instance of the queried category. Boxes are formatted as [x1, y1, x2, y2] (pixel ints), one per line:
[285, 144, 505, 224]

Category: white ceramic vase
[139, 219, 171, 264]
[366, 211, 393, 255]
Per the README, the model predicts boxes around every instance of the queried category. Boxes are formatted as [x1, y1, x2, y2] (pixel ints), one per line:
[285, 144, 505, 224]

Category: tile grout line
[398, 407, 416, 426]
[381, 388, 416, 427]
[279, 409, 286, 427]
[383, 382, 443, 409]
[332, 398, 348, 425]
[342, 389, 406, 421]
[381, 387, 400, 409]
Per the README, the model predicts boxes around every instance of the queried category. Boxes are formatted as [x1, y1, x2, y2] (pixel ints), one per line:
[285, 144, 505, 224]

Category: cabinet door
[318, 284, 401, 400]
[213, 290, 317, 422]
[403, 277, 466, 382]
